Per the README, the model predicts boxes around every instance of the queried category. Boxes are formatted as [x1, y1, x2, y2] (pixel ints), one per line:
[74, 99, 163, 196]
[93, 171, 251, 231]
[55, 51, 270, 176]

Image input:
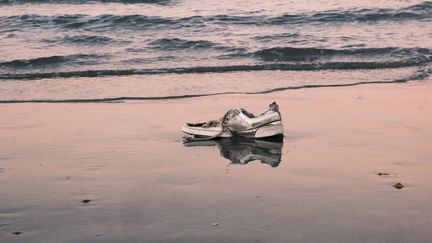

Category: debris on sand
[393, 183, 404, 189]
[81, 199, 91, 204]
[12, 231, 22, 235]
[212, 223, 219, 226]
[378, 172, 390, 176]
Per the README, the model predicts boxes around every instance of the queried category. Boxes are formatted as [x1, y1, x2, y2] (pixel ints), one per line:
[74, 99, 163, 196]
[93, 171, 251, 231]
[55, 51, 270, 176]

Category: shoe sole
[182, 122, 283, 139]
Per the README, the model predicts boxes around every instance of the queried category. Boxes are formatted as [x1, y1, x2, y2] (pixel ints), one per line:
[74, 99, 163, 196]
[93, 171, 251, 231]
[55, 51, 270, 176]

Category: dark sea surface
[0, 0, 431, 102]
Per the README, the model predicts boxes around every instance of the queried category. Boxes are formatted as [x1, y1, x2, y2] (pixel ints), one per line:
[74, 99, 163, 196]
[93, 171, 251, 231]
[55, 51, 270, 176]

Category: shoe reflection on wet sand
[183, 136, 283, 167]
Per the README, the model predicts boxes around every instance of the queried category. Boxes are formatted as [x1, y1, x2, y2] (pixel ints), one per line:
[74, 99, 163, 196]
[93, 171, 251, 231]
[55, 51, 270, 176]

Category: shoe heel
[255, 124, 284, 138]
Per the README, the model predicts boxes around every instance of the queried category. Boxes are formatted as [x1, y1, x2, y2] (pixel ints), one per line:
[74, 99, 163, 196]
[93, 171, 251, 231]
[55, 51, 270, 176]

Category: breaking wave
[1, 47, 430, 78]
[1, 63, 430, 80]
[253, 47, 432, 62]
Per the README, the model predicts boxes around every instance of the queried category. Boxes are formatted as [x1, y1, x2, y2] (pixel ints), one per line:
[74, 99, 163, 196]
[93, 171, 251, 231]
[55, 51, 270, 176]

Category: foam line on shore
[1, 67, 429, 103]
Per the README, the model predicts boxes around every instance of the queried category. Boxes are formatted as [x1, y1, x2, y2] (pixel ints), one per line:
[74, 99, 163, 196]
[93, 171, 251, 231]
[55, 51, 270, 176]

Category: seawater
[0, 0, 431, 102]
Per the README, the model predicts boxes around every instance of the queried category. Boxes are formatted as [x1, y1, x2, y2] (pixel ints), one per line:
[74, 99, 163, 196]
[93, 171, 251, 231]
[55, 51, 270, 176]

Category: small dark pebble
[81, 199, 91, 204]
[12, 231, 22, 235]
[378, 172, 390, 176]
[394, 183, 404, 189]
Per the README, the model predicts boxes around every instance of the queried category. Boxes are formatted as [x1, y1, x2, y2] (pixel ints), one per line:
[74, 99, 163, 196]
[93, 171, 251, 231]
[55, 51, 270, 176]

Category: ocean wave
[148, 38, 217, 51]
[253, 33, 301, 42]
[253, 47, 432, 62]
[0, 54, 103, 68]
[1, 61, 430, 80]
[1, 46, 429, 72]
[42, 35, 118, 45]
[147, 38, 242, 52]
[0, 67, 429, 103]
[1, 2, 430, 31]
[0, 14, 178, 30]
[268, 2, 432, 24]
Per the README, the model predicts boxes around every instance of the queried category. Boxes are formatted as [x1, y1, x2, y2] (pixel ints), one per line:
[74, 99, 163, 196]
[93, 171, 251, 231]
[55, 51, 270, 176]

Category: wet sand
[1, 81, 432, 242]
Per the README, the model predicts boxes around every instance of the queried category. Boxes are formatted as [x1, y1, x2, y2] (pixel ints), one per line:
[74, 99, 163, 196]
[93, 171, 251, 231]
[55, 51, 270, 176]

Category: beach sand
[1, 80, 432, 242]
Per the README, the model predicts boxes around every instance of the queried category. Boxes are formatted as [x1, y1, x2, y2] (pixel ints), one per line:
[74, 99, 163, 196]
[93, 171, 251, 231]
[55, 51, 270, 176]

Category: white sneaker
[182, 102, 283, 139]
